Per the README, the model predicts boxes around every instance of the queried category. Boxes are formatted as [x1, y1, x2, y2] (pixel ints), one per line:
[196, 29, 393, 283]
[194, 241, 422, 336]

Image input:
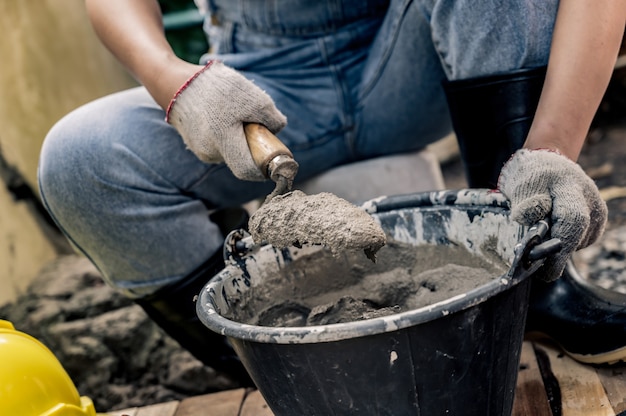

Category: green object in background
[163, 8, 204, 30]
[159, 0, 209, 64]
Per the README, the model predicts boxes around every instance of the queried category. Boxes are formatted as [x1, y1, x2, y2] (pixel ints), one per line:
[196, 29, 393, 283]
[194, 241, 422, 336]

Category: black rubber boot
[135, 208, 254, 385]
[444, 67, 626, 365]
[443, 66, 546, 189]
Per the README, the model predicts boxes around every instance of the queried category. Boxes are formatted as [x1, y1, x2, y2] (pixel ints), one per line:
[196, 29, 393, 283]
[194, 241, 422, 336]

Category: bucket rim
[362, 188, 510, 215]
[197, 265, 531, 344]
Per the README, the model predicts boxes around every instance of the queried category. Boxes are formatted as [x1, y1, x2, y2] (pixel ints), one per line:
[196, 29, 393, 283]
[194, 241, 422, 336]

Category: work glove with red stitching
[166, 61, 287, 181]
[498, 148, 608, 281]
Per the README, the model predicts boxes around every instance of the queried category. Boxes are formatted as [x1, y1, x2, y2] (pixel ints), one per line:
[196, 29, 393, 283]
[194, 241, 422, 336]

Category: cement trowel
[244, 123, 387, 261]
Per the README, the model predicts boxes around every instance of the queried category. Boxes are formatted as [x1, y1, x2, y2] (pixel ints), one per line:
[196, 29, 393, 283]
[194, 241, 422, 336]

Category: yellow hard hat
[0, 319, 96, 416]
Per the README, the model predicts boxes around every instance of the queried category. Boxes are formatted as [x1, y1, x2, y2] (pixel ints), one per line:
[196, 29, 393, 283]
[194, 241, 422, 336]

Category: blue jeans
[38, 0, 557, 298]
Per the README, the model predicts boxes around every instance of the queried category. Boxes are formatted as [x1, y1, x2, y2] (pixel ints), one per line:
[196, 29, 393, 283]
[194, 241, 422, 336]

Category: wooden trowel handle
[244, 123, 297, 180]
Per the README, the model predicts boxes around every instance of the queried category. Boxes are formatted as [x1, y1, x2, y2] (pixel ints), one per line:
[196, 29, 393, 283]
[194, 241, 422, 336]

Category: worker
[38, 0, 626, 384]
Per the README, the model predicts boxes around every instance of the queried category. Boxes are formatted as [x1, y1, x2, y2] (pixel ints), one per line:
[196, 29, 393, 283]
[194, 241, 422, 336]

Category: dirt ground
[578, 123, 626, 230]
[441, 66, 626, 232]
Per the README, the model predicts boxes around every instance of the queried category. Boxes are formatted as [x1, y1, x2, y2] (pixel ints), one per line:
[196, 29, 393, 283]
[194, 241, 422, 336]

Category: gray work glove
[166, 61, 287, 181]
[498, 148, 608, 281]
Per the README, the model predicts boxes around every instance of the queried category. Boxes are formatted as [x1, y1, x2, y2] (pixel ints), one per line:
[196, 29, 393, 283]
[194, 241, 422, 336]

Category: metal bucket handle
[512, 220, 561, 274]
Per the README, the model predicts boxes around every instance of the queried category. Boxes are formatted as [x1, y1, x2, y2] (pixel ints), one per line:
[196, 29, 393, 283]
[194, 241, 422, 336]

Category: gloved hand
[166, 61, 287, 181]
[498, 148, 608, 281]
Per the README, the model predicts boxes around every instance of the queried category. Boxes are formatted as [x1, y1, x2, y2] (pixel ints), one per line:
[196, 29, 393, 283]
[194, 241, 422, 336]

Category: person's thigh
[38, 87, 273, 297]
[425, 0, 559, 80]
[354, 0, 453, 159]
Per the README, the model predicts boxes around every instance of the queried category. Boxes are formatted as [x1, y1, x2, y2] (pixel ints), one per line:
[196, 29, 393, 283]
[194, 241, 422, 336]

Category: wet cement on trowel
[228, 240, 507, 327]
[248, 190, 387, 261]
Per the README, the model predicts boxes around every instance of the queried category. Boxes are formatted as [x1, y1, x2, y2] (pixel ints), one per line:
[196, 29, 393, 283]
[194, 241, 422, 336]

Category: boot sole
[526, 331, 626, 365]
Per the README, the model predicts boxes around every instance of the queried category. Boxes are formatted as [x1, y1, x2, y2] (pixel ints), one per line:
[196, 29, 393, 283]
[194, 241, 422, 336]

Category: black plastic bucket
[197, 190, 553, 416]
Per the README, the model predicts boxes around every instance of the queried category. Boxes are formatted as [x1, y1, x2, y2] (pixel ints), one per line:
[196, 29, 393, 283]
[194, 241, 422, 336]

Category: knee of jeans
[38, 110, 106, 224]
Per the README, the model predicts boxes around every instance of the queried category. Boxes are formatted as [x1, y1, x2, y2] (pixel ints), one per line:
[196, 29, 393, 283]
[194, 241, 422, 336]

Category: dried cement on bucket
[228, 240, 507, 327]
[248, 190, 387, 261]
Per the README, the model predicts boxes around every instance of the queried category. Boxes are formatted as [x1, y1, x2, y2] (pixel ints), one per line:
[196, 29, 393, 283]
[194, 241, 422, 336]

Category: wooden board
[174, 389, 246, 416]
[597, 366, 626, 414]
[240, 389, 274, 416]
[137, 402, 179, 416]
[513, 341, 553, 416]
[103, 401, 179, 416]
[534, 341, 615, 416]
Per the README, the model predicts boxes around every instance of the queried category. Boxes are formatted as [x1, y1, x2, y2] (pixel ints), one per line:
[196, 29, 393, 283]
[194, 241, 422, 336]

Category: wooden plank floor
[103, 340, 626, 416]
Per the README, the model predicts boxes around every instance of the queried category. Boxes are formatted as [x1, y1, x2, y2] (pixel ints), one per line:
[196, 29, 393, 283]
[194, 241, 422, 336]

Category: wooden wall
[0, 0, 136, 305]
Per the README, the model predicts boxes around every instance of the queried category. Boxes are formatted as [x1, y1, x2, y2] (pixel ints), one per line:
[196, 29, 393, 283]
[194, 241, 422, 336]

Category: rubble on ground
[0, 255, 238, 412]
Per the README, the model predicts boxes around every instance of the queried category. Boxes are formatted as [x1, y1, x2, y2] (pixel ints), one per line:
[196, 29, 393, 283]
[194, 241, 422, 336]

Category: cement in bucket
[197, 189, 551, 416]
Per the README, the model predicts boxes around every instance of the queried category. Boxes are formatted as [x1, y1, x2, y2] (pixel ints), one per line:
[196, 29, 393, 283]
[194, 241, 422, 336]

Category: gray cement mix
[248, 190, 387, 261]
[230, 241, 507, 327]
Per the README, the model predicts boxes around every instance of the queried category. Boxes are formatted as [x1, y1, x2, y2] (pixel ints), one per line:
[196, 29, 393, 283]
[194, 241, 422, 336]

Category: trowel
[244, 123, 387, 261]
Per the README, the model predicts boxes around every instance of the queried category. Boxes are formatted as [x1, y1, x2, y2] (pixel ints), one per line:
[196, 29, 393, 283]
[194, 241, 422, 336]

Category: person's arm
[498, 1, 624, 281]
[84, 0, 287, 182]
[525, 0, 626, 160]
[85, 0, 201, 109]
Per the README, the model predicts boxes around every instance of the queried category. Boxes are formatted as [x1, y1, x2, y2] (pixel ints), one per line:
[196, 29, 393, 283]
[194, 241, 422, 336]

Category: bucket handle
[514, 220, 562, 272]
[223, 228, 277, 265]
[223, 229, 250, 262]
